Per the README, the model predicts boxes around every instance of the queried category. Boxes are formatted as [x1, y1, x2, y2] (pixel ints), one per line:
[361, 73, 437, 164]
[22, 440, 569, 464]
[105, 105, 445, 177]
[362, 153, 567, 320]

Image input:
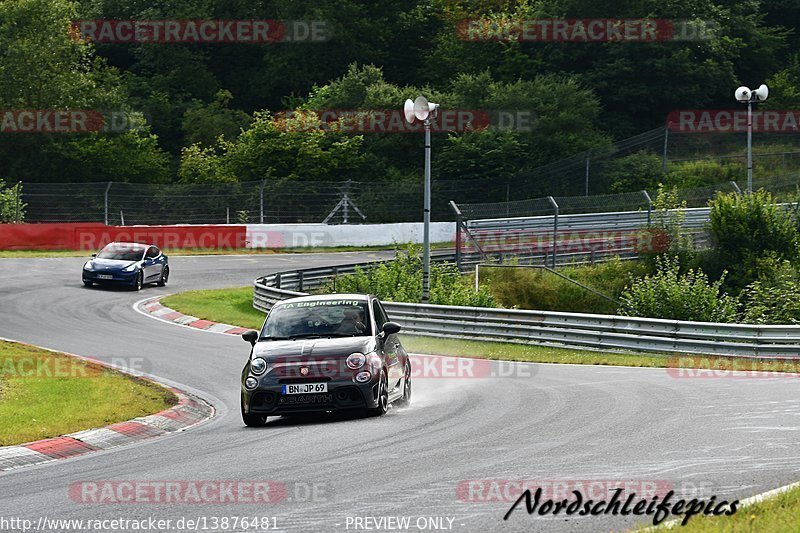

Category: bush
[482, 258, 648, 314]
[638, 184, 696, 270]
[666, 160, 743, 189]
[322, 244, 495, 307]
[607, 150, 663, 193]
[740, 260, 800, 324]
[0, 180, 24, 223]
[619, 256, 737, 322]
[705, 190, 800, 290]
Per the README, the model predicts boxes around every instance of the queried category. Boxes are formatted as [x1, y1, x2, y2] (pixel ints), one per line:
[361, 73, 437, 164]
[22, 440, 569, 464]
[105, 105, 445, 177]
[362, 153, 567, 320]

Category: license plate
[97, 274, 113, 280]
[282, 383, 327, 395]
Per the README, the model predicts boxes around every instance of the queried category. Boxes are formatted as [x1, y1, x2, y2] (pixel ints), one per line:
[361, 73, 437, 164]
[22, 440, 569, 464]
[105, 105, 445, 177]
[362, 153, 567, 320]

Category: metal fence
[522, 126, 800, 197]
[253, 259, 800, 358]
[19, 179, 540, 225]
[452, 174, 800, 267]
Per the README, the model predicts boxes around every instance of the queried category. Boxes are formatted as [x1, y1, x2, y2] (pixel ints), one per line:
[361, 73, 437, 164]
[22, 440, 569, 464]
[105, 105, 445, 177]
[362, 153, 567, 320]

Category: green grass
[0, 242, 455, 258]
[0, 340, 177, 446]
[632, 484, 800, 531]
[161, 287, 265, 330]
[400, 335, 673, 367]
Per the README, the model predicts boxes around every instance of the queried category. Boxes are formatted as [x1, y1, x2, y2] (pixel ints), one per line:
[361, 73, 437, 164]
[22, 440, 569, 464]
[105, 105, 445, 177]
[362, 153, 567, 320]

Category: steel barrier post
[642, 190, 652, 226]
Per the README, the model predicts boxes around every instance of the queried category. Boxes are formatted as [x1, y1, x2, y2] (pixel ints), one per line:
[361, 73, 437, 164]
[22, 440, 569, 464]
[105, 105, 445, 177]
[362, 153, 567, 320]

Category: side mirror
[91, 253, 97, 258]
[382, 322, 402, 336]
[242, 330, 259, 346]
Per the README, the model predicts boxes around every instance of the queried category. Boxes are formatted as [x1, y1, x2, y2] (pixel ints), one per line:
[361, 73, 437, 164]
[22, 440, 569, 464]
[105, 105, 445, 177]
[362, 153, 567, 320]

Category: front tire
[157, 266, 169, 287]
[133, 271, 143, 291]
[241, 398, 268, 427]
[368, 371, 389, 417]
[83, 281, 93, 287]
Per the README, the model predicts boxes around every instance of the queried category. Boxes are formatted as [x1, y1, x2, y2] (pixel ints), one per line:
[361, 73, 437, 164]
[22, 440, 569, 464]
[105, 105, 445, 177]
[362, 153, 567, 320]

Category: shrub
[607, 150, 663, 193]
[740, 260, 800, 324]
[666, 159, 743, 189]
[705, 190, 800, 290]
[482, 258, 648, 314]
[639, 184, 695, 269]
[618, 256, 737, 322]
[322, 244, 495, 307]
[0, 180, 24, 223]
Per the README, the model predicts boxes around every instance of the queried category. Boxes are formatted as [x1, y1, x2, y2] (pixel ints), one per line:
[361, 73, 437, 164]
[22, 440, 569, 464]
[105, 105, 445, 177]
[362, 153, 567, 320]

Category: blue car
[82, 242, 169, 290]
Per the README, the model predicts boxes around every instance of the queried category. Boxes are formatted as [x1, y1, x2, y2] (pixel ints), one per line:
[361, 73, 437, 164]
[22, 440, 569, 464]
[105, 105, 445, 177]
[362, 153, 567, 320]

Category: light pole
[735, 84, 769, 192]
[404, 96, 439, 302]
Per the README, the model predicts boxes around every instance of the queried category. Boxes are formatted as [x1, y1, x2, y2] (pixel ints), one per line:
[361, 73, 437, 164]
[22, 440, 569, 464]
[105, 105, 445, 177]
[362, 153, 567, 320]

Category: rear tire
[395, 362, 412, 407]
[368, 371, 389, 417]
[241, 398, 268, 427]
[157, 266, 169, 287]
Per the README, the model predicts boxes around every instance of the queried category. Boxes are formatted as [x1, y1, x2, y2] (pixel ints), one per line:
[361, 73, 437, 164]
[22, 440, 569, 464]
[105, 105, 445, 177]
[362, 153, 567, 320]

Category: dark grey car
[240, 294, 411, 426]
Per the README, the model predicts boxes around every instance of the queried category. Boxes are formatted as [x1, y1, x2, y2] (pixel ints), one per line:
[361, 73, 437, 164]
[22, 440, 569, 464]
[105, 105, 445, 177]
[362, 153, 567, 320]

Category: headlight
[244, 377, 258, 389]
[346, 352, 366, 370]
[122, 263, 139, 272]
[355, 371, 371, 383]
[250, 358, 267, 375]
[83, 261, 93, 271]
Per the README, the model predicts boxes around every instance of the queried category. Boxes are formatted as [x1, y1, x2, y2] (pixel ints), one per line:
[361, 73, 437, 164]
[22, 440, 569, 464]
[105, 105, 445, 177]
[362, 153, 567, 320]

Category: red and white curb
[135, 296, 255, 336]
[0, 340, 214, 472]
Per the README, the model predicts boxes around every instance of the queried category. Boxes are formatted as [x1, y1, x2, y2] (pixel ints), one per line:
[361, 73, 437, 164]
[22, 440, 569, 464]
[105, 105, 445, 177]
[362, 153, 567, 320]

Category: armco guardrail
[455, 205, 712, 269]
[254, 257, 800, 358]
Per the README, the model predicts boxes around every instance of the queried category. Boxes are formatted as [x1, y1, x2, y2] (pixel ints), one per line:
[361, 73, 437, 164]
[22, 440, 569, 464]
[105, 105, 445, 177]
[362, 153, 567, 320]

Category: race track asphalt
[0, 253, 799, 532]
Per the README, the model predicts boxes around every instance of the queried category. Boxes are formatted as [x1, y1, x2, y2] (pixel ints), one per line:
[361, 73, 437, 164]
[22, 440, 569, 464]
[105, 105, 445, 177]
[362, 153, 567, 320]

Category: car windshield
[261, 299, 371, 339]
[97, 246, 144, 261]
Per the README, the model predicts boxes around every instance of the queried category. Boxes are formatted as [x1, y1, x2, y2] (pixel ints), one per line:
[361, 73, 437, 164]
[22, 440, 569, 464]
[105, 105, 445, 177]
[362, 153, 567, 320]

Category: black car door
[373, 299, 402, 391]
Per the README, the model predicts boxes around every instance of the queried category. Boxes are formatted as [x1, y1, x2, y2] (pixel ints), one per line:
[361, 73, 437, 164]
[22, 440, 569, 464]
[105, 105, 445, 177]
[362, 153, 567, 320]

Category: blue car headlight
[122, 262, 139, 272]
[83, 261, 93, 271]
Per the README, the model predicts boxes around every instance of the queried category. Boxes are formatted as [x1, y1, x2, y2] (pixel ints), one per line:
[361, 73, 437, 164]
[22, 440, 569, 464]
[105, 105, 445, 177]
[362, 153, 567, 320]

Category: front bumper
[83, 269, 138, 285]
[242, 378, 380, 415]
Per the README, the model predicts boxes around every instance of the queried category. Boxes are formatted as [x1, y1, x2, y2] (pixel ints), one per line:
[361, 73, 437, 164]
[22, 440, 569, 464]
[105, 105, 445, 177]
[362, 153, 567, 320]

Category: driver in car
[336, 308, 366, 335]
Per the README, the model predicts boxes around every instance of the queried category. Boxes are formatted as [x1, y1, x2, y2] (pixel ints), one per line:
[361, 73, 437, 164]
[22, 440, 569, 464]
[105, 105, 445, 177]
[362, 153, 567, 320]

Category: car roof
[278, 293, 371, 305]
[103, 242, 152, 249]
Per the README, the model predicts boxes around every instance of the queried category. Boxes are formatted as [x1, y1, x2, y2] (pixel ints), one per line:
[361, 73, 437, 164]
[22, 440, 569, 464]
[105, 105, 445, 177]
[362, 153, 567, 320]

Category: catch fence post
[14, 181, 21, 223]
[584, 151, 590, 196]
[259, 180, 266, 223]
[548, 196, 559, 268]
[449, 201, 463, 271]
[104, 182, 112, 225]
